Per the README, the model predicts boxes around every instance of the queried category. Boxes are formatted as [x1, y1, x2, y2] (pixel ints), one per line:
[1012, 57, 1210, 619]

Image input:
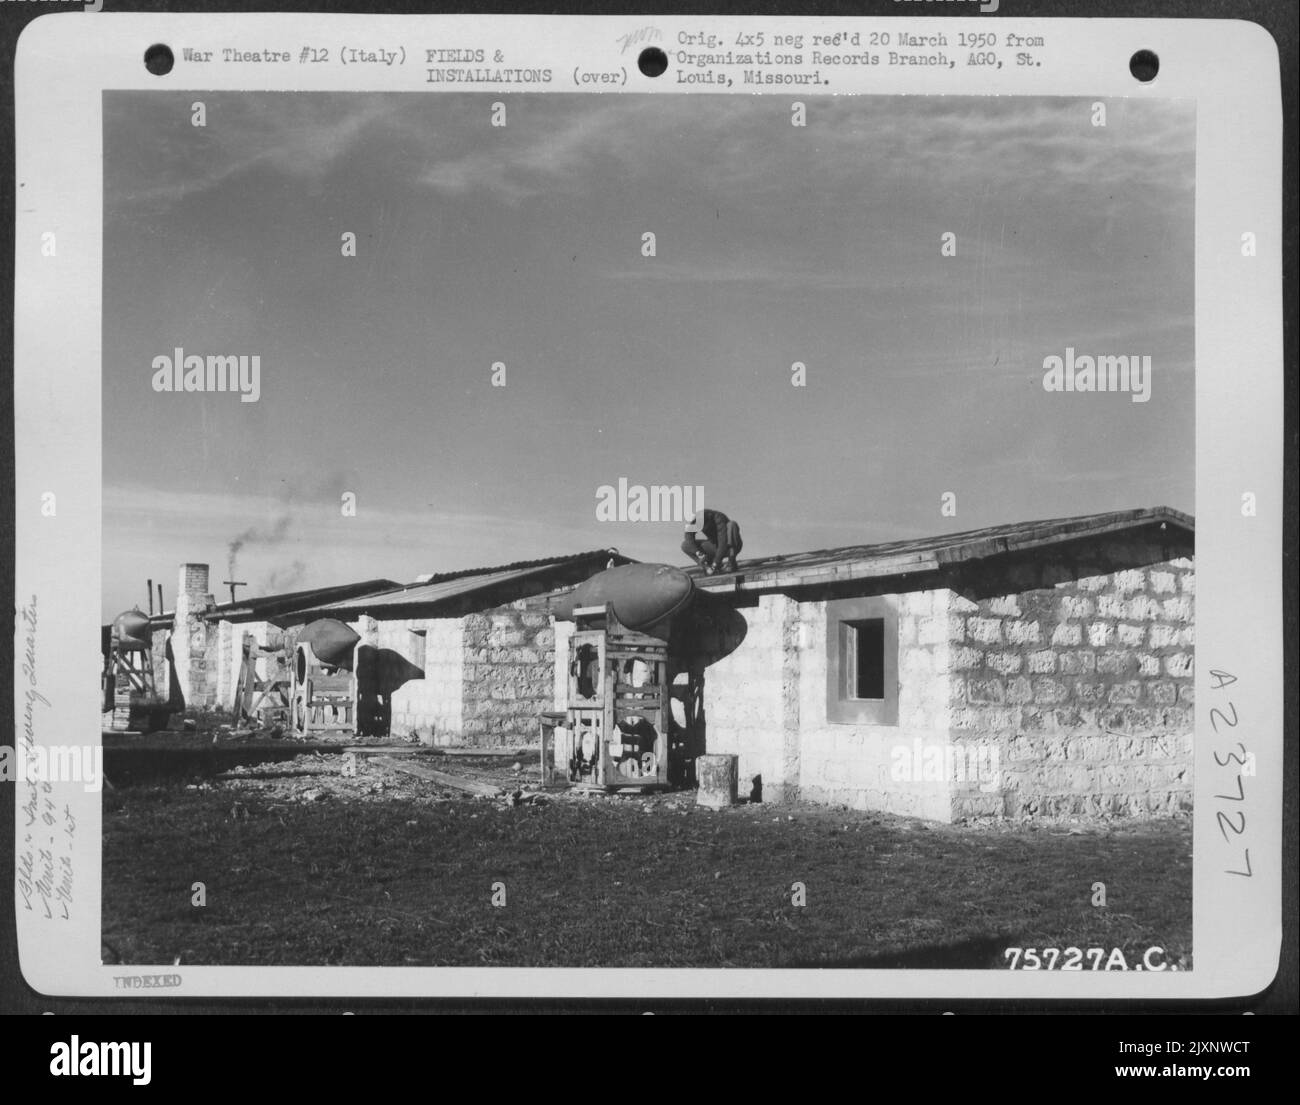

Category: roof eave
[695, 506, 1193, 595]
[696, 552, 943, 593]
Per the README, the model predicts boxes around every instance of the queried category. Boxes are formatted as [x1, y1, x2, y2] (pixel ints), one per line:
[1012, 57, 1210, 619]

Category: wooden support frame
[289, 640, 356, 736]
[233, 632, 291, 728]
[562, 603, 671, 791]
[103, 630, 170, 733]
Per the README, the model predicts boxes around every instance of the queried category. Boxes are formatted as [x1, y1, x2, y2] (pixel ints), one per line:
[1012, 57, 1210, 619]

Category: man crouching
[682, 509, 743, 574]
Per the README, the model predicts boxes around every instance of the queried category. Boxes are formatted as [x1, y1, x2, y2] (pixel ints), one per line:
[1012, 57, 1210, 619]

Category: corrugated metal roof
[320, 564, 567, 611]
[690, 507, 1193, 593]
[202, 579, 400, 623]
[298, 549, 631, 619]
[408, 549, 627, 587]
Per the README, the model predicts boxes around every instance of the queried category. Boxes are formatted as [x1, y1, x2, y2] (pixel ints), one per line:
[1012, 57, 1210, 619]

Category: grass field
[102, 768, 1193, 970]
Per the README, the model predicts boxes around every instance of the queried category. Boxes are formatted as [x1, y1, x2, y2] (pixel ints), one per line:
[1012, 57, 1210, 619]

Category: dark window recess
[826, 597, 897, 726]
[574, 643, 600, 699]
[847, 619, 885, 700]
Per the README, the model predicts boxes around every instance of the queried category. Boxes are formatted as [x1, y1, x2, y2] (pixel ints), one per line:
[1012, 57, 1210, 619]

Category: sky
[102, 92, 1195, 619]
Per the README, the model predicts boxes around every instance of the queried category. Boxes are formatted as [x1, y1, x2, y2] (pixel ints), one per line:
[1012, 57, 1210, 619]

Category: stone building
[142, 567, 399, 710]
[133, 551, 628, 743]
[672, 507, 1194, 822]
[293, 549, 629, 744]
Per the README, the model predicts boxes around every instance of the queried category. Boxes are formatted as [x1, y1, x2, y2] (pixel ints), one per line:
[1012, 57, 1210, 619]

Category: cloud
[107, 93, 1194, 219]
[105, 95, 398, 210]
[418, 98, 641, 204]
[102, 480, 622, 616]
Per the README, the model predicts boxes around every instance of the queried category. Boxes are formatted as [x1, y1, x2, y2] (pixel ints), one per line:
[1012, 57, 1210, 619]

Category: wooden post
[696, 754, 738, 809]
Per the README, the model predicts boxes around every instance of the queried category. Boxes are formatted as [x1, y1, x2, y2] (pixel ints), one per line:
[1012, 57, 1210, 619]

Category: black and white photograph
[95, 88, 1198, 970]
[6, 10, 1286, 1008]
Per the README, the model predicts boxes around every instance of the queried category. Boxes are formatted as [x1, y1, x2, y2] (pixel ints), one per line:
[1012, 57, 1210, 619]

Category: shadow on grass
[789, 935, 1018, 970]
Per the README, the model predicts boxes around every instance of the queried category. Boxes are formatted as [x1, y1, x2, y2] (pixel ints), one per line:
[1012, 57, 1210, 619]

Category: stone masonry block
[1088, 623, 1115, 648]
[1051, 623, 1082, 646]
[1149, 681, 1177, 706]
[1005, 620, 1042, 645]
[1057, 596, 1095, 620]
[1058, 650, 1095, 675]
[985, 651, 1022, 675]
[1107, 681, 1142, 705]
[1027, 649, 1056, 674]
[967, 678, 1006, 704]
[1097, 650, 1134, 676]
[1007, 676, 1034, 703]
[1117, 623, 1145, 647]
[1148, 624, 1179, 649]
[1118, 706, 1162, 734]
[1097, 595, 1126, 619]
[1033, 677, 1069, 705]
[1149, 571, 1176, 594]
[1075, 682, 1107, 703]
[1124, 596, 1162, 621]
[1112, 569, 1145, 594]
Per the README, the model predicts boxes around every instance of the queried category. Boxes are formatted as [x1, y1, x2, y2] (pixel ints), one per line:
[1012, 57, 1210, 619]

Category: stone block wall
[460, 594, 556, 746]
[186, 599, 557, 744]
[683, 530, 1194, 822]
[173, 563, 218, 709]
[215, 619, 235, 708]
[946, 547, 1194, 819]
[380, 617, 464, 739]
[797, 591, 955, 820]
[682, 590, 958, 813]
[213, 619, 284, 713]
[149, 627, 171, 698]
[197, 629, 221, 709]
[686, 594, 800, 803]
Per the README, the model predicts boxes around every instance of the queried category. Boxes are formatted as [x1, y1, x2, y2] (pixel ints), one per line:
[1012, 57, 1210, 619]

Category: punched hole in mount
[637, 47, 668, 78]
[144, 44, 174, 76]
[1129, 49, 1159, 82]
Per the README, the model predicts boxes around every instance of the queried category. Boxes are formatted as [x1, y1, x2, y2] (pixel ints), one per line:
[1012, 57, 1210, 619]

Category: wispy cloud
[107, 94, 1194, 217]
[102, 480, 619, 615]
[418, 98, 640, 204]
[106, 95, 397, 209]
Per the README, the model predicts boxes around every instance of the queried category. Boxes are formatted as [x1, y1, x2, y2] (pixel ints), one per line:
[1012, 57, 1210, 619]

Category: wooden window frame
[825, 596, 899, 726]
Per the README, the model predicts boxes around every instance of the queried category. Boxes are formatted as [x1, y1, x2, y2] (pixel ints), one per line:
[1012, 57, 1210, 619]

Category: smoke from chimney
[226, 513, 293, 580]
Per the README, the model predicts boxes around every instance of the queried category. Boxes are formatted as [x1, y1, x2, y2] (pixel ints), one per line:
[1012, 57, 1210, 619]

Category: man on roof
[682, 508, 743, 575]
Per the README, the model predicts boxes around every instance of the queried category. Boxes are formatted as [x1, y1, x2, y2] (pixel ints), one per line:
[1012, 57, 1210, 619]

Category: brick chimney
[172, 563, 216, 709]
[181, 563, 210, 601]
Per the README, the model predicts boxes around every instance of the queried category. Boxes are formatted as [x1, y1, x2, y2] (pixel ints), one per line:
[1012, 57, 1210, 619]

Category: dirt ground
[102, 743, 1194, 970]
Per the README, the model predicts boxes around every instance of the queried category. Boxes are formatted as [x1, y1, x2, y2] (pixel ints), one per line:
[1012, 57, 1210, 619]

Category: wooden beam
[430, 747, 529, 758]
[696, 552, 940, 592]
[371, 755, 503, 797]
